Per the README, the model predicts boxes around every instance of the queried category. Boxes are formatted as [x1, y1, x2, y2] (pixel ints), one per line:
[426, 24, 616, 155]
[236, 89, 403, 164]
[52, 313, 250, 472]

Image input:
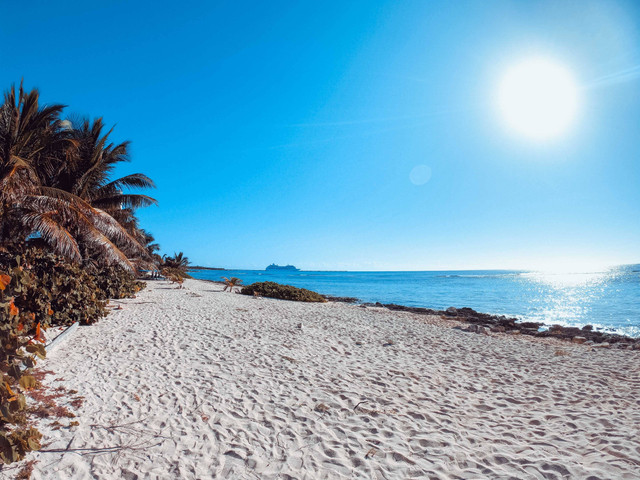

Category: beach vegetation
[162, 252, 190, 269]
[161, 252, 192, 280]
[141, 230, 162, 265]
[222, 277, 243, 292]
[0, 82, 157, 272]
[240, 282, 327, 302]
[93, 266, 146, 300]
[0, 249, 106, 327]
[0, 81, 157, 463]
[0, 269, 45, 463]
[161, 267, 192, 282]
[0, 248, 147, 464]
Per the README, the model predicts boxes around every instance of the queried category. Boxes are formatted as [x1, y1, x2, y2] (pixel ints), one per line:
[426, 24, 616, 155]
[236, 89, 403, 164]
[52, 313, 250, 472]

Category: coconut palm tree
[140, 229, 161, 256]
[49, 117, 157, 212]
[43, 117, 158, 260]
[160, 252, 191, 280]
[162, 252, 190, 269]
[0, 82, 153, 271]
[0, 81, 77, 257]
[222, 277, 243, 292]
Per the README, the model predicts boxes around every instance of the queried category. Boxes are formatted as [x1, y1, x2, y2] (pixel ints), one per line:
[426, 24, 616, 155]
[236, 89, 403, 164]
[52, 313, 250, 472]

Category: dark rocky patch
[376, 303, 639, 346]
[322, 295, 360, 303]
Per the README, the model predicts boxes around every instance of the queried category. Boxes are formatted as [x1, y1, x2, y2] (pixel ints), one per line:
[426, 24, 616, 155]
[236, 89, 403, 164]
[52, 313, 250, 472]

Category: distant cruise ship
[266, 264, 300, 271]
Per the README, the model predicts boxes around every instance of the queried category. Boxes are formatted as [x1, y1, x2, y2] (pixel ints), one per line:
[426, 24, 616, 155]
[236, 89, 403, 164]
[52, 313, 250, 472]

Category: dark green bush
[12, 249, 107, 326]
[240, 282, 326, 302]
[94, 266, 146, 300]
[0, 248, 151, 464]
[0, 249, 147, 328]
[0, 266, 45, 463]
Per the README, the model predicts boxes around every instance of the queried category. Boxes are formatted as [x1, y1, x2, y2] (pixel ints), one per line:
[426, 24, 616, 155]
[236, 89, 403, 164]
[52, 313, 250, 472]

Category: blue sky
[2, 0, 639, 270]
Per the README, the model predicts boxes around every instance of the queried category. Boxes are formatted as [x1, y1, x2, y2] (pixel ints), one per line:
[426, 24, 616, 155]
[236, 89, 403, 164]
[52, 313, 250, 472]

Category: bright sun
[498, 58, 579, 140]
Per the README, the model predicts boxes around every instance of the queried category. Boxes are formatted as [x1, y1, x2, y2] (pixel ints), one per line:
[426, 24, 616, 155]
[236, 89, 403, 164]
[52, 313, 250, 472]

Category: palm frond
[20, 211, 82, 262]
[100, 173, 156, 190]
[0, 83, 156, 270]
[92, 194, 158, 210]
[76, 221, 135, 272]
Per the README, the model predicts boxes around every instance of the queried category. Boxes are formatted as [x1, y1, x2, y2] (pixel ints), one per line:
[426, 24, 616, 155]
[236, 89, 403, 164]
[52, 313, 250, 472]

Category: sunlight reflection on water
[524, 271, 608, 288]
[515, 267, 636, 335]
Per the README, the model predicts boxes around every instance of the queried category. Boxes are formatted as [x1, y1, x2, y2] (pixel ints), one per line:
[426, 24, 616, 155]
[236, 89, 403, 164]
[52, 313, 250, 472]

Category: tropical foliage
[94, 265, 146, 300]
[1, 249, 106, 327]
[0, 260, 57, 463]
[162, 251, 190, 270]
[0, 81, 157, 272]
[222, 277, 243, 292]
[141, 229, 161, 263]
[161, 252, 192, 280]
[0, 249, 150, 465]
[0, 81, 161, 464]
[240, 282, 327, 302]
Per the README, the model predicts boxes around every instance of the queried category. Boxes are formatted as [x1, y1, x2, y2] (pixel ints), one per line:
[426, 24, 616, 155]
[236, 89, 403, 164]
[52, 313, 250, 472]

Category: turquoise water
[190, 265, 640, 337]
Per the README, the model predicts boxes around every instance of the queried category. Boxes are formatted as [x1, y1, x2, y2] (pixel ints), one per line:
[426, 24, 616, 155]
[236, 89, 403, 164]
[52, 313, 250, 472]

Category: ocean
[189, 265, 640, 338]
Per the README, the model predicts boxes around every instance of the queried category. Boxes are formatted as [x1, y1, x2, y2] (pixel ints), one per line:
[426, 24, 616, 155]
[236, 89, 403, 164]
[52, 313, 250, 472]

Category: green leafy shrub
[0, 270, 45, 464]
[240, 282, 327, 302]
[0, 248, 150, 464]
[94, 266, 146, 299]
[0, 249, 147, 329]
[7, 249, 107, 326]
[0, 258, 52, 331]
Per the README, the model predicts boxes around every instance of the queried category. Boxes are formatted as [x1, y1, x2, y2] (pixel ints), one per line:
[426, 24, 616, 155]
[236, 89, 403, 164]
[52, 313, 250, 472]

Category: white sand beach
[16, 279, 640, 479]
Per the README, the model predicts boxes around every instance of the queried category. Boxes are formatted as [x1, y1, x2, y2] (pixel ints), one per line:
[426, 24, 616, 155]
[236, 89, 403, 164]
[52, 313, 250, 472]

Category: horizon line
[189, 262, 639, 273]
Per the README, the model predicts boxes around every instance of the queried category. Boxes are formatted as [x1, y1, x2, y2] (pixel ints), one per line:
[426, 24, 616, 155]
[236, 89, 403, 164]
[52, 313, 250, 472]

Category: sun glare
[498, 58, 579, 140]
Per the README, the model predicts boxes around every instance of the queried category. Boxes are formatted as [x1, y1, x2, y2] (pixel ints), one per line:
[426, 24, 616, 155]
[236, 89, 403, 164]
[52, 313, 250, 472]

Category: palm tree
[160, 252, 191, 280]
[139, 229, 162, 268]
[162, 252, 190, 269]
[43, 117, 158, 265]
[51, 117, 157, 212]
[0, 81, 77, 257]
[0, 82, 154, 271]
[140, 229, 160, 256]
[222, 277, 243, 292]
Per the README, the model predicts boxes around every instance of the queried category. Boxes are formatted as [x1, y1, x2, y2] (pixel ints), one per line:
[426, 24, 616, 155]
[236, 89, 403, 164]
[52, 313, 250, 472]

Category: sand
[11, 279, 640, 479]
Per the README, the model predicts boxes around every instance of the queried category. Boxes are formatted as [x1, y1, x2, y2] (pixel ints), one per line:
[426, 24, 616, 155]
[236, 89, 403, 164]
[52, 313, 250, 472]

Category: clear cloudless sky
[2, 0, 639, 270]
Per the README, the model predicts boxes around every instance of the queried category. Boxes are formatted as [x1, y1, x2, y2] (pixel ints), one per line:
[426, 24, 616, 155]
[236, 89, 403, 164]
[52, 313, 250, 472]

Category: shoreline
[21, 278, 640, 479]
[370, 303, 640, 347]
[196, 278, 640, 344]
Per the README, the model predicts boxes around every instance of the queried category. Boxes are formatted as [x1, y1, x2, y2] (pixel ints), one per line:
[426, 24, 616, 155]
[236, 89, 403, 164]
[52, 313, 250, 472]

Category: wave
[436, 273, 522, 279]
